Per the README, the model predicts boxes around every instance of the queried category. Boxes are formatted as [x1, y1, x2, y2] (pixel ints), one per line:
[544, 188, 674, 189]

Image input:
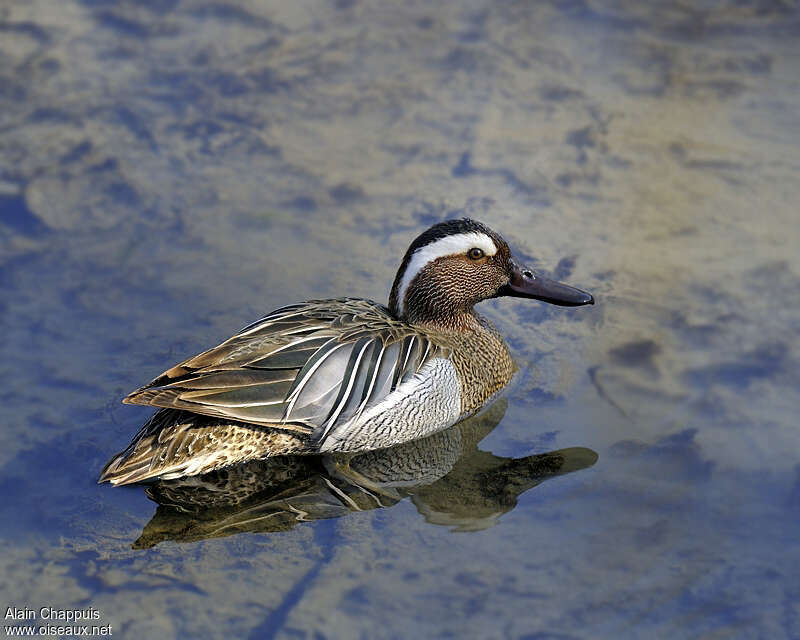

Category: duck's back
[125, 298, 455, 435]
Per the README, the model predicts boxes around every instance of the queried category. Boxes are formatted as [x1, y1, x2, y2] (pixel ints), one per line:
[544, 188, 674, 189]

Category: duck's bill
[500, 262, 594, 307]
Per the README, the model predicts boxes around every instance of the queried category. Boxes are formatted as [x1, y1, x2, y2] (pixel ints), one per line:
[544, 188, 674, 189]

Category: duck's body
[100, 219, 592, 485]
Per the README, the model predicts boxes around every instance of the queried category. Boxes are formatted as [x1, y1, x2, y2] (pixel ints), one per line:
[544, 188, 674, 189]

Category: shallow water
[1, 1, 799, 638]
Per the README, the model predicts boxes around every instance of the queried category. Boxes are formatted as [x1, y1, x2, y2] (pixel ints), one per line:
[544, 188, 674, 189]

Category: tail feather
[99, 409, 314, 486]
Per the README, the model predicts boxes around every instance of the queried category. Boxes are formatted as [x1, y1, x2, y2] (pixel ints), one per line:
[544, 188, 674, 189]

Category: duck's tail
[98, 409, 314, 486]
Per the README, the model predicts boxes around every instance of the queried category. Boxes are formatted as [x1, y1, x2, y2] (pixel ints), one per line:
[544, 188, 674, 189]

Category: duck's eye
[467, 247, 485, 260]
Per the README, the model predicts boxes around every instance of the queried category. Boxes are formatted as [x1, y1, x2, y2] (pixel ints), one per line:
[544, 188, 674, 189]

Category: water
[1, 1, 799, 638]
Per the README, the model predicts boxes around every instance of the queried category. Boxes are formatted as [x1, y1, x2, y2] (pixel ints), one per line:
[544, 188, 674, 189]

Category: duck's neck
[404, 308, 484, 333]
[390, 275, 480, 331]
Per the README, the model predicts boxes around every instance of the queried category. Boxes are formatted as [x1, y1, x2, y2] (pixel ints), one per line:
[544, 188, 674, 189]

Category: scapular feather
[124, 299, 443, 437]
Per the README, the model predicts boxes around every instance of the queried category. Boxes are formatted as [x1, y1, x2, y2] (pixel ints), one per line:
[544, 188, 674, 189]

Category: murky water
[1, 1, 799, 638]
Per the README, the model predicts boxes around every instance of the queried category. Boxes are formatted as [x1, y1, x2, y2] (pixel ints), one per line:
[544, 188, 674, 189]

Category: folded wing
[124, 299, 444, 436]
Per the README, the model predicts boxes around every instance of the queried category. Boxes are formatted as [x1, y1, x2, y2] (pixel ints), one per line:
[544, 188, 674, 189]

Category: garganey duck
[100, 218, 593, 485]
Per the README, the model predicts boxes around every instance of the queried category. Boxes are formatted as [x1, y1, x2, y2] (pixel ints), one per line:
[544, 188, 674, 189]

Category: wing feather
[317, 337, 374, 442]
[179, 380, 295, 407]
[170, 369, 296, 390]
[284, 337, 342, 402]
[352, 340, 388, 423]
[124, 299, 444, 436]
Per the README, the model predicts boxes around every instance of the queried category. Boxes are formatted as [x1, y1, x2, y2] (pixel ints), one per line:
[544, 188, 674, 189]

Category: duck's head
[389, 218, 593, 327]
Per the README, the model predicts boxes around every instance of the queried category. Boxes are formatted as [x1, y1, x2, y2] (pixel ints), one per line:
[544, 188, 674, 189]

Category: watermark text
[4, 606, 112, 637]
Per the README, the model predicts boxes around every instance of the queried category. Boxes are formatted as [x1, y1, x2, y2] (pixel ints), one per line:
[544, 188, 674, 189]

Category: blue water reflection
[1, 1, 799, 638]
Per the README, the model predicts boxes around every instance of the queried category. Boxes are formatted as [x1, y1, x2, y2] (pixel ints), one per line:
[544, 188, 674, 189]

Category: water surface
[1, 1, 799, 638]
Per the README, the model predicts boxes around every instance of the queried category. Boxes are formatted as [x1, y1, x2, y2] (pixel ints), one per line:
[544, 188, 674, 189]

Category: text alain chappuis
[5, 606, 112, 637]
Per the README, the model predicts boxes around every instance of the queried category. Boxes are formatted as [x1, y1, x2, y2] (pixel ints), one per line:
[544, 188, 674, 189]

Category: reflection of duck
[101, 219, 593, 485]
[134, 400, 598, 548]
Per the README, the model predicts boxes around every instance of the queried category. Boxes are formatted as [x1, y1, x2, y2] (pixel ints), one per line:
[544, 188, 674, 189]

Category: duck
[100, 218, 593, 485]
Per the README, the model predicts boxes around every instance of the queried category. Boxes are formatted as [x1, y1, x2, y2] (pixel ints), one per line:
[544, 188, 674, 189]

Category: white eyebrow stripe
[396, 231, 497, 316]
